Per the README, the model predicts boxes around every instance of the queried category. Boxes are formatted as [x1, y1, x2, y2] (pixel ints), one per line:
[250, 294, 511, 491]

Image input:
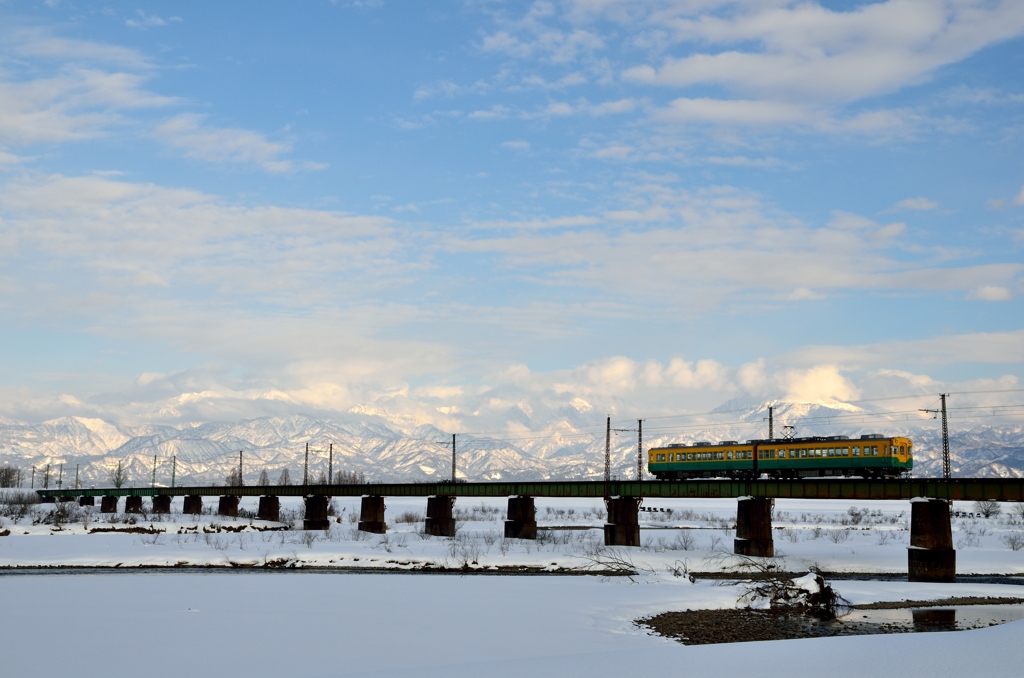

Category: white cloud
[968, 286, 1013, 301]
[469, 105, 509, 120]
[125, 10, 182, 30]
[621, 1, 1024, 104]
[783, 365, 860, 404]
[1014, 185, 1024, 206]
[0, 69, 175, 145]
[652, 97, 810, 125]
[501, 140, 531, 152]
[444, 190, 1019, 305]
[892, 197, 938, 211]
[154, 114, 323, 173]
[11, 33, 152, 69]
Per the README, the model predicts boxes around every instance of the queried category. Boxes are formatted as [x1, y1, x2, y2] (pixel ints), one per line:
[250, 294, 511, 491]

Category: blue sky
[0, 0, 1022, 428]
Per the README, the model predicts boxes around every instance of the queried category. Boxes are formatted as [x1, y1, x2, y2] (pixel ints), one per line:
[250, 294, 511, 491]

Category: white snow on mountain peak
[0, 399, 1021, 486]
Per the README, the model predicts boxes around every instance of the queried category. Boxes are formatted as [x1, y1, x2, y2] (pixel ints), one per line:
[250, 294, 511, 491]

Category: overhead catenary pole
[604, 416, 611, 482]
[941, 394, 950, 480]
[31, 466, 35, 489]
[57, 463, 63, 490]
[304, 443, 309, 486]
[151, 455, 157, 488]
[75, 464, 79, 490]
[637, 419, 643, 481]
[328, 443, 333, 485]
[171, 455, 176, 488]
[452, 433, 457, 483]
[238, 450, 244, 486]
[768, 405, 774, 440]
[919, 393, 952, 480]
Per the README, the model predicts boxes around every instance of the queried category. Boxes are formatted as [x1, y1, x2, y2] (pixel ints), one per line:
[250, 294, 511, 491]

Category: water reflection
[837, 604, 1024, 633]
[912, 608, 956, 630]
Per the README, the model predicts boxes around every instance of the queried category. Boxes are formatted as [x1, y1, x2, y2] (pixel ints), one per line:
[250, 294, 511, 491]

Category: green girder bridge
[36, 477, 1024, 502]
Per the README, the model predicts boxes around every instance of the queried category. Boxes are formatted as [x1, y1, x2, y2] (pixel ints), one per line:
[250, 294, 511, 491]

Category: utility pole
[75, 464, 79, 490]
[171, 455, 176, 488]
[238, 451, 244, 486]
[768, 406, 774, 440]
[637, 419, 643, 482]
[328, 443, 333, 485]
[57, 463, 63, 490]
[31, 466, 35, 489]
[151, 455, 157, 488]
[303, 443, 309, 486]
[604, 416, 611, 483]
[920, 394, 951, 479]
[451, 433, 457, 482]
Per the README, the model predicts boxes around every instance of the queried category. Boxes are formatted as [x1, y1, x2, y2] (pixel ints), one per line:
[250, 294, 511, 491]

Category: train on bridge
[647, 434, 913, 481]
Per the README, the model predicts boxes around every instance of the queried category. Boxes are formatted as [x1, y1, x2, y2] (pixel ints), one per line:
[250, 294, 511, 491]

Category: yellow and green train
[647, 434, 913, 480]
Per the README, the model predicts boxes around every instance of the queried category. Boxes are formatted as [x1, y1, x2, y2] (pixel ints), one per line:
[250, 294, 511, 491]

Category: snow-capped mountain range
[1, 399, 1021, 488]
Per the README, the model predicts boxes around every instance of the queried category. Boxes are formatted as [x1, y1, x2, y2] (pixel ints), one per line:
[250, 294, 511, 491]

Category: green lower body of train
[648, 456, 912, 480]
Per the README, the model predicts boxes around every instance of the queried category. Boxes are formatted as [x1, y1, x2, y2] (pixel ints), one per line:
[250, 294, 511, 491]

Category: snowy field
[2, 571, 1024, 677]
[3, 494, 1024, 676]
[2, 495, 1023, 575]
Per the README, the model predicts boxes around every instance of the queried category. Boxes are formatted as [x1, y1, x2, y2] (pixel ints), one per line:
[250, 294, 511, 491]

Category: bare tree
[108, 461, 127, 488]
[225, 468, 243, 486]
[277, 468, 292, 486]
[0, 464, 22, 488]
[973, 499, 1002, 519]
[257, 468, 269, 486]
[335, 470, 366, 485]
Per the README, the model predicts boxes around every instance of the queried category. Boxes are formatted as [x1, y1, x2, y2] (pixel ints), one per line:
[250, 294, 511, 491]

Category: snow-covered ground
[2, 497, 1023, 574]
[2, 570, 1023, 677]
[3, 495, 1024, 676]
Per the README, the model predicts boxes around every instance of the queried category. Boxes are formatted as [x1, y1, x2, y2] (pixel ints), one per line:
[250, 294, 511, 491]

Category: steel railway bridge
[36, 478, 1024, 583]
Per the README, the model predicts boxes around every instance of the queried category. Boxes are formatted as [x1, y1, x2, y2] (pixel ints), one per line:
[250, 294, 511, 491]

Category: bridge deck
[35, 478, 1024, 502]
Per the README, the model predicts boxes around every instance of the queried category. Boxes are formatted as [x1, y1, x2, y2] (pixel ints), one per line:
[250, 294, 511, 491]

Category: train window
[900, 445, 905, 454]
[814, 449, 821, 457]
[688, 453, 693, 460]
[844, 447, 850, 456]
[727, 451, 733, 460]
[872, 446, 878, 456]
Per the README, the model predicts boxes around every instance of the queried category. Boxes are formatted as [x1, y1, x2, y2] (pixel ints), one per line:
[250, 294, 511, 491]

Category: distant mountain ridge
[1, 401, 1022, 487]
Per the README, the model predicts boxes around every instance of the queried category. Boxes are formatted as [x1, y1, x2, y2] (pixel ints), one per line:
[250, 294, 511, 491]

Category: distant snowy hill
[1, 401, 1022, 488]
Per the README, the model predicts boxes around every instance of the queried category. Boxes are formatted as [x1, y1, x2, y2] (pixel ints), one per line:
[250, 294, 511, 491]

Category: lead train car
[647, 434, 913, 480]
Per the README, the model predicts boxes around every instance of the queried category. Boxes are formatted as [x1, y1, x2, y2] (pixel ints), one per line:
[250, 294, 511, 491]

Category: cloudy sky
[1, 0, 1022, 430]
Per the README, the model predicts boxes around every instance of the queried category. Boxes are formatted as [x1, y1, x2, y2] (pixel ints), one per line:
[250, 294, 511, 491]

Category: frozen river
[3, 570, 1024, 677]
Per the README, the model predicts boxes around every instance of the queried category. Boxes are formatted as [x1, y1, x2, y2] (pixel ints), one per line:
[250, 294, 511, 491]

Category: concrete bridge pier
[152, 495, 171, 514]
[100, 496, 118, 513]
[908, 499, 956, 583]
[218, 495, 239, 518]
[79, 496, 95, 507]
[257, 496, 280, 522]
[504, 496, 537, 539]
[734, 497, 774, 558]
[125, 496, 143, 513]
[182, 495, 202, 515]
[603, 497, 641, 547]
[358, 496, 386, 533]
[425, 496, 456, 537]
[304, 495, 331, 530]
